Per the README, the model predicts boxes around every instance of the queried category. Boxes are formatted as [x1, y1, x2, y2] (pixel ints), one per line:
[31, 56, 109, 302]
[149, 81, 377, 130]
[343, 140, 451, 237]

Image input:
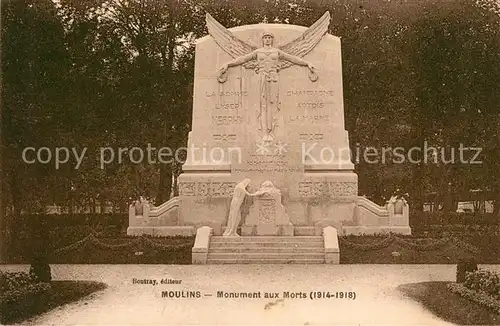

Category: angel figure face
[262, 34, 274, 47]
[241, 178, 251, 189]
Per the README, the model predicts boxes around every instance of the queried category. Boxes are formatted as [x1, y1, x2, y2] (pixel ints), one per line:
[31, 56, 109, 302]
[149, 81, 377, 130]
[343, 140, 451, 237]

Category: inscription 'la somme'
[206, 91, 248, 98]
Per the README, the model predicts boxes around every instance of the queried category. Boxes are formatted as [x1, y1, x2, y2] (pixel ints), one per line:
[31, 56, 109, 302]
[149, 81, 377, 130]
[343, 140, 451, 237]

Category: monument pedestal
[240, 181, 294, 236]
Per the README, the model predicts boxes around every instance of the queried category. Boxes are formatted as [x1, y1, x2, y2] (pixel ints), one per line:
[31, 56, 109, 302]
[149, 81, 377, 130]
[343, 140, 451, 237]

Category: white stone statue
[387, 194, 410, 227]
[206, 12, 330, 141]
[388, 195, 407, 215]
[223, 179, 255, 237]
[130, 196, 149, 216]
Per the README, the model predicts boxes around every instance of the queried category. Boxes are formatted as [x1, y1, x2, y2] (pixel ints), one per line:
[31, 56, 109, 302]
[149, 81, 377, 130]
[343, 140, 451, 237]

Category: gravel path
[3, 264, 499, 325]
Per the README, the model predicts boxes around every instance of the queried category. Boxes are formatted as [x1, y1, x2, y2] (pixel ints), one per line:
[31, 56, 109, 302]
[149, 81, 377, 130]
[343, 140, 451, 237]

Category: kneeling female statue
[223, 179, 256, 237]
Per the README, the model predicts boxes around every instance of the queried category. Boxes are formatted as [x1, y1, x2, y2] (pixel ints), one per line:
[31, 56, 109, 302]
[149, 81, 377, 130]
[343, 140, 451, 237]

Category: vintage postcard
[1, 0, 499, 325]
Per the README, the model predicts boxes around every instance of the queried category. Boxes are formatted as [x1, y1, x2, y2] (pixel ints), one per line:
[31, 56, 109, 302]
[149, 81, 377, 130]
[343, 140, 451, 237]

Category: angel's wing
[278, 11, 331, 70]
[206, 13, 258, 69]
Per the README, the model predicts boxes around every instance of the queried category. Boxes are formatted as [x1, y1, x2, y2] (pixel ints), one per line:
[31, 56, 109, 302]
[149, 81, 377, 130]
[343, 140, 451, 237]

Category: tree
[411, 0, 500, 212]
[2, 0, 71, 254]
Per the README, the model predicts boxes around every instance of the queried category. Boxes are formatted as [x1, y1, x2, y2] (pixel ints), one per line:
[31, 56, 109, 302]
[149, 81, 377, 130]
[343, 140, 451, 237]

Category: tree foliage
[1, 0, 499, 221]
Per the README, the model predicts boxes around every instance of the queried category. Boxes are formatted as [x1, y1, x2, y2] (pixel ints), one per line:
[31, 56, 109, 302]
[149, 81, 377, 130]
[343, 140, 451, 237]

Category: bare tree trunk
[157, 163, 166, 205]
[9, 166, 23, 261]
[158, 162, 173, 204]
[156, 121, 171, 205]
[166, 164, 173, 200]
[494, 188, 500, 222]
[157, 1, 176, 205]
[0, 187, 3, 263]
[0, 81, 3, 263]
[173, 168, 179, 197]
[411, 132, 425, 212]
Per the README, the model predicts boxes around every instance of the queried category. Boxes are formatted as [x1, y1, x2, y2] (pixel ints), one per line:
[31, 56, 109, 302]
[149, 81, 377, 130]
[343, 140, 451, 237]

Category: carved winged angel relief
[206, 12, 331, 142]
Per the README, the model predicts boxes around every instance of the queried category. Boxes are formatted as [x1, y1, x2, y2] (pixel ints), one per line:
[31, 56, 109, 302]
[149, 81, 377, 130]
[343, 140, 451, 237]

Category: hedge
[19, 213, 128, 228]
[456, 260, 478, 283]
[448, 268, 500, 314]
[411, 211, 498, 228]
[15, 212, 499, 232]
[448, 283, 500, 314]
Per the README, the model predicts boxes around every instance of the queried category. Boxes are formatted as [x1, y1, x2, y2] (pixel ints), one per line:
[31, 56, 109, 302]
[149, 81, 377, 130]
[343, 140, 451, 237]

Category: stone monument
[127, 11, 412, 239]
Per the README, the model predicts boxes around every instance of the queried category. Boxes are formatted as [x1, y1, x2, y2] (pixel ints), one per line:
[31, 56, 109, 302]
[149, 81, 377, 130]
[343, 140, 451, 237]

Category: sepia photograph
[1, 0, 500, 324]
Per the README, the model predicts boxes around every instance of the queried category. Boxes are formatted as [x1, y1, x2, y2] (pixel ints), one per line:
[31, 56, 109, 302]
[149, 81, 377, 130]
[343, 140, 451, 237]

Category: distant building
[423, 189, 495, 213]
[44, 201, 115, 214]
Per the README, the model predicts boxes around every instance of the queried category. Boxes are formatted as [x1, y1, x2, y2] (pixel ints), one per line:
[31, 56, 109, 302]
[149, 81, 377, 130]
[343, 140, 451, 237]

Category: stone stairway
[206, 236, 325, 264]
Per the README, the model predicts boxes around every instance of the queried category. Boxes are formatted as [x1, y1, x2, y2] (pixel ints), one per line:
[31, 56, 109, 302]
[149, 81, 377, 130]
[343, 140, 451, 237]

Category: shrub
[411, 211, 497, 228]
[464, 269, 500, 299]
[0, 271, 52, 323]
[0, 282, 51, 305]
[0, 271, 35, 292]
[448, 283, 500, 314]
[456, 259, 478, 283]
[0, 282, 51, 324]
[29, 213, 127, 228]
[29, 257, 52, 283]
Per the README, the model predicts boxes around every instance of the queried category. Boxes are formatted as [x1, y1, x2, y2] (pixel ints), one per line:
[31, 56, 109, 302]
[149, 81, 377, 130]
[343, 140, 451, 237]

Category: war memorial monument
[127, 11, 411, 264]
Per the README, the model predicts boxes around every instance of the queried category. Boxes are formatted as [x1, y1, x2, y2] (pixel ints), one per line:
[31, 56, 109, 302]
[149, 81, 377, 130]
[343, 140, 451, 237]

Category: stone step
[207, 252, 325, 259]
[209, 241, 323, 248]
[206, 258, 325, 264]
[209, 247, 323, 253]
[211, 236, 323, 243]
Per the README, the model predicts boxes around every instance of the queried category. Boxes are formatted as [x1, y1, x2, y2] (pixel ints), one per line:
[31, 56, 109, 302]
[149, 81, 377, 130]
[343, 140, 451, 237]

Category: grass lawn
[340, 240, 478, 264]
[3, 280, 107, 325]
[51, 236, 487, 264]
[7, 234, 195, 264]
[339, 235, 497, 264]
[398, 281, 500, 325]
